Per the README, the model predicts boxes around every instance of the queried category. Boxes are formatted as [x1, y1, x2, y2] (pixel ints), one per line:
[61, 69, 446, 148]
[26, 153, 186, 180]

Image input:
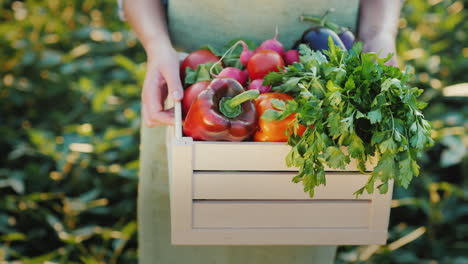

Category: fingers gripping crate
[167, 102, 393, 245]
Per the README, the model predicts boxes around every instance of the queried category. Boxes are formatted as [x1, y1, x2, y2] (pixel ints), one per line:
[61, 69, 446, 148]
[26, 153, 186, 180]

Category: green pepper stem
[300, 15, 341, 33]
[219, 90, 260, 118]
[227, 90, 260, 108]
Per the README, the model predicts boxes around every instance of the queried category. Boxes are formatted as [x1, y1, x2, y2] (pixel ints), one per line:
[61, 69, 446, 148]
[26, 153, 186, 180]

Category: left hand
[361, 32, 398, 67]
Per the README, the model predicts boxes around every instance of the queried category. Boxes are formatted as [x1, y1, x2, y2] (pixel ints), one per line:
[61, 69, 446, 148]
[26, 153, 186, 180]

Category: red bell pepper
[183, 78, 260, 141]
[182, 81, 211, 117]
[254, 93, 306, 142]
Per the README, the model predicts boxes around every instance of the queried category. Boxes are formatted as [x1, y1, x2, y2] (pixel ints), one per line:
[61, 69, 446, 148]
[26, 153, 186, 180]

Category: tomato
[180, 50, 220, 81]
[247, 50, 285, 80]
[182, 81, 211, 117]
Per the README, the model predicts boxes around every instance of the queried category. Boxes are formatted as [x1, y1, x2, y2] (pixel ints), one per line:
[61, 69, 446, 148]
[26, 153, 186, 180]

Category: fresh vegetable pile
[179, 22, 433, 197]
[181, 28, 301, 143]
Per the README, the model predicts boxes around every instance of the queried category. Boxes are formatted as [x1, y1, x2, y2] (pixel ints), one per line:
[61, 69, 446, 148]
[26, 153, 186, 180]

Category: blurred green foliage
[337, 0, 468, 263]
[0, 0, 145, 262]
[0, 0, 466, 263]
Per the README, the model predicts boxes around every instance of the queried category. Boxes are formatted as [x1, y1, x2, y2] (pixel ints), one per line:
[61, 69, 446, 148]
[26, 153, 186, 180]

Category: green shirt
[168, 0, 359, 52]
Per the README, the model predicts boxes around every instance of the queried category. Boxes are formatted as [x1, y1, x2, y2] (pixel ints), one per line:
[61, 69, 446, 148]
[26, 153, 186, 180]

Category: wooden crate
[166, 103, 393, 245]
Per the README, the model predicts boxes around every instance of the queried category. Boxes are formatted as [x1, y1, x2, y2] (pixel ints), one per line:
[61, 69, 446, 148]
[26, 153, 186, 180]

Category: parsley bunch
[263, 40, 433, 197]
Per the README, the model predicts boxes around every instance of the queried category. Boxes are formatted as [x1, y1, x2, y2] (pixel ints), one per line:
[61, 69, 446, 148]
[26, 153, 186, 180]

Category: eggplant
[300, 27, 346, 52]
[338, 30, 355, 50]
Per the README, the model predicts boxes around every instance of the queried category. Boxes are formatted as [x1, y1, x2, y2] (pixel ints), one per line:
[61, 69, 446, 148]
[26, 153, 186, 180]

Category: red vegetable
[217, 67, 248, 85]
[247, 50, 285, 80]
[284, 50, 299, 65]
[180, 50, 220, 80]
[240, 42, 254, 66]
[184, 78, 259, 141]
[255, 26, 285, 57]
[248, 79, 271, 94]
[243, 69, 249, 80]
[182, 81, 210, 117]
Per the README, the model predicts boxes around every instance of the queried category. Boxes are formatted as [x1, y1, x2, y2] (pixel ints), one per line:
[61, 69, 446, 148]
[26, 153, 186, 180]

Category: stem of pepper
[219, 90, 260, 118]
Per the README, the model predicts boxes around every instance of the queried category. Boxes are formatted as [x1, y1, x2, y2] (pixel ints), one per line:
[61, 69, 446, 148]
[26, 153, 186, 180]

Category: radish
[217, 67, 248, 85]
[240, 42, 254, 66]
[248, 79, 272, 94]
[284, 50, 299, 65]
[255, 26, 285, 57]
[209, 41, 250, 85]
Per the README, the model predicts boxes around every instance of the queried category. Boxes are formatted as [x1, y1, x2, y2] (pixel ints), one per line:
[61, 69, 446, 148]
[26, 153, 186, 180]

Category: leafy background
[0, 0, 466, 263]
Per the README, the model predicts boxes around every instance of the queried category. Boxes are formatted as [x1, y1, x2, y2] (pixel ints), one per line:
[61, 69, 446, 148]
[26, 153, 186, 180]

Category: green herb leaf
[324, 146, 350, 169]
[380, 138, 398, 153]
[199, 45, 220, 56]
[271, 99, 286, 111]
[263, 71, 284, 86]
[348, 133, 365, 160]
[261, 109, 282, 122]
[262, 43, 431, 197]
[367, 109, 382, 124]
[184, 62, 221, 86]
[372, 153, 396, 183]
[377, 182, 389, 194]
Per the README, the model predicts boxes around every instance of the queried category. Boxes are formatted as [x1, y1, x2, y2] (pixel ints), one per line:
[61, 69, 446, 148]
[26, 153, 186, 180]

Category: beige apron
[139, 1, 359, 263]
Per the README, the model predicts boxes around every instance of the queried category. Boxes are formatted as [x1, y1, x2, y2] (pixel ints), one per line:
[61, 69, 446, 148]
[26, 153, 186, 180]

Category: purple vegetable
[338, 30, 355, 50]
[301, 27, 346, 52]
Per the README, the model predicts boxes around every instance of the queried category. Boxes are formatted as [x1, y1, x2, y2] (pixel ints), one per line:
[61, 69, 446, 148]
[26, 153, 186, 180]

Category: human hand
[361, 32, 398, 67]
[142, 44, 184, 127]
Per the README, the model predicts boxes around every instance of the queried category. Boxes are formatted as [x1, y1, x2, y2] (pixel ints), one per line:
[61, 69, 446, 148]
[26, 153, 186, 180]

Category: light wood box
[166, 102, 393, 245]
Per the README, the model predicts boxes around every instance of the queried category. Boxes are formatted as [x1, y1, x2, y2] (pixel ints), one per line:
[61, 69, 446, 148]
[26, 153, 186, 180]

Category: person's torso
[168, 0, 359, 52]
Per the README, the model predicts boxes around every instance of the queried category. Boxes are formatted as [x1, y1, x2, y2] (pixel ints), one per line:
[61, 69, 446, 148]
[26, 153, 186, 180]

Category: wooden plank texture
[168, 138, 194, 239]
[193, 172, 373, 200]
[368, 180, 394, 231]
[192, 142, 376, 171]
[167, 129, 392, 246]
[193, 200, 370, 229]
[172, 229, 388, 245]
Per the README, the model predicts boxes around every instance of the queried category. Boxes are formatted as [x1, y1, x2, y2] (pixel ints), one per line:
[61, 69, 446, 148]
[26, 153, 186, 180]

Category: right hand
[142, 44, 184, 127]
[361, 31, 398, 67]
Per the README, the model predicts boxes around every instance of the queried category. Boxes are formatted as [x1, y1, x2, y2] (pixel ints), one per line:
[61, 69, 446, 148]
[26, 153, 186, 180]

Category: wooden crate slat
[193, 200, 371, 229]
[172, 229, 388, 245]
[193, 171, 373, 200]
[192, 141, 376, 171]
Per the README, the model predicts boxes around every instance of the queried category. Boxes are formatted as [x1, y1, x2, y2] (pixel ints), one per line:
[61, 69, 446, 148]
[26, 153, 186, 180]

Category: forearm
[358, 0, 402, 41]
[123, 0, 172, 58]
